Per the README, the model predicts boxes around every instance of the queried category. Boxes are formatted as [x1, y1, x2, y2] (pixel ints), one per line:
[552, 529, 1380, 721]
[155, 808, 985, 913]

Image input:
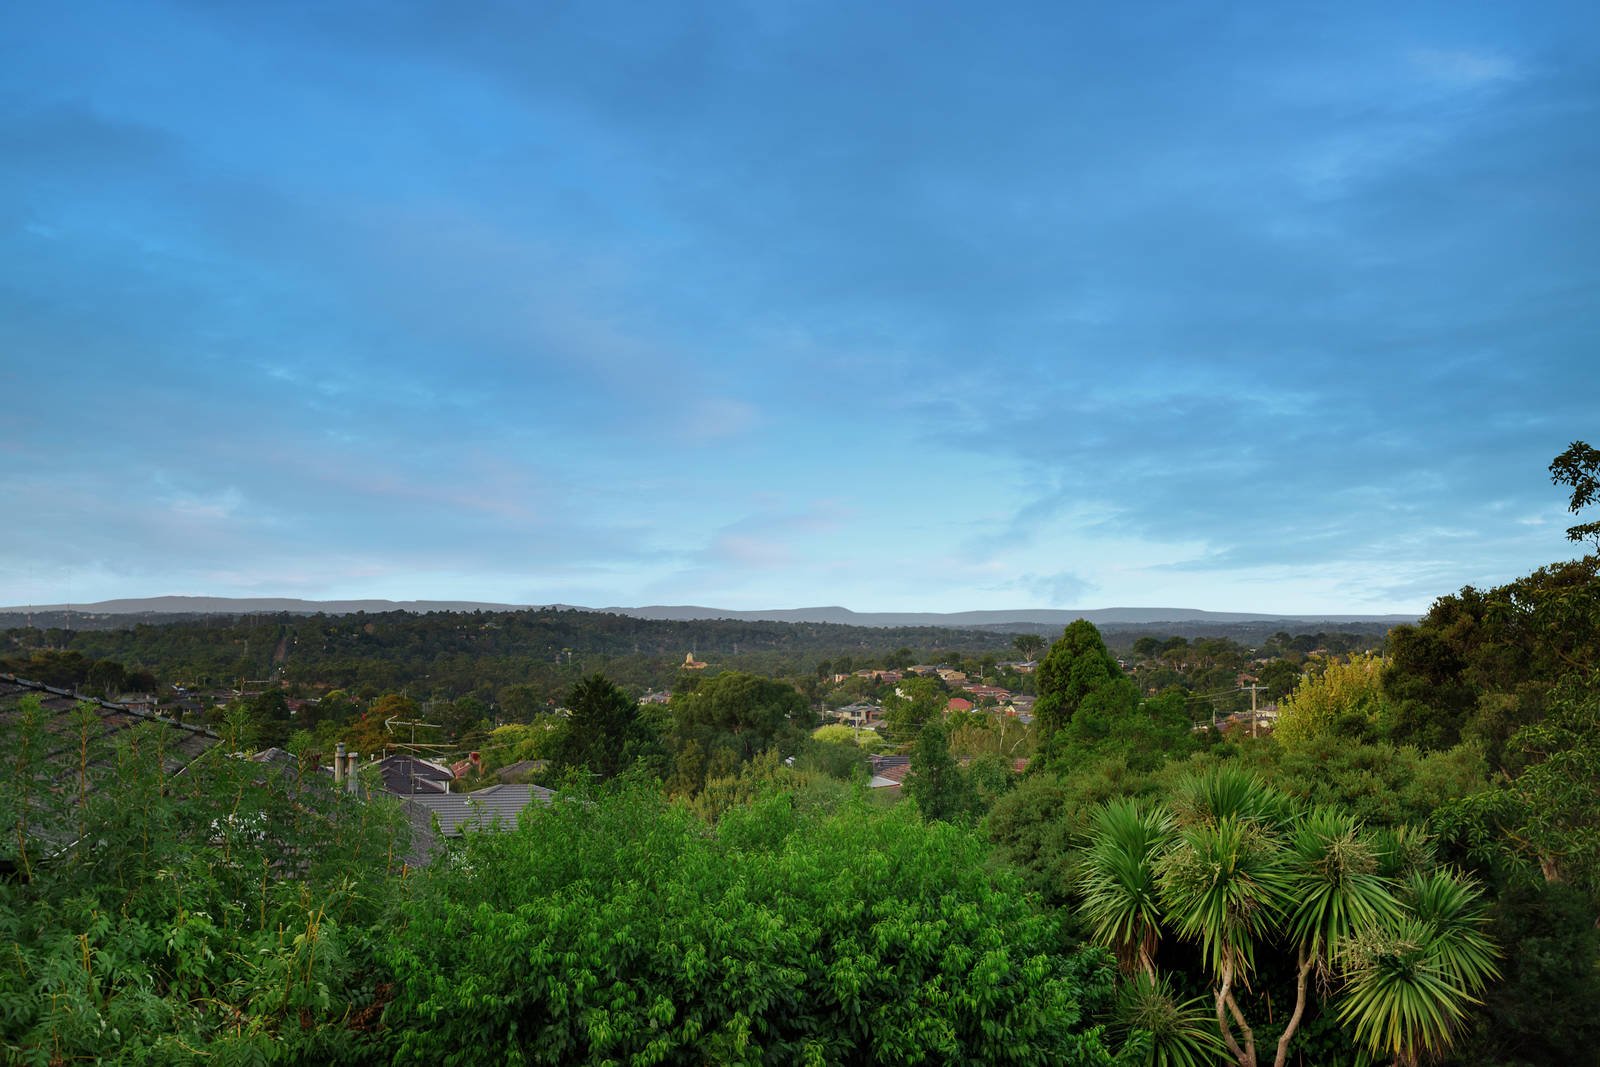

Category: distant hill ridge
[0, 595, 1415, 628]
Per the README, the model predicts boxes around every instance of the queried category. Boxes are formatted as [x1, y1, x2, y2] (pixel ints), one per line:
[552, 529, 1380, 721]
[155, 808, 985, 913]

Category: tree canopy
[667, 671, 814, 794]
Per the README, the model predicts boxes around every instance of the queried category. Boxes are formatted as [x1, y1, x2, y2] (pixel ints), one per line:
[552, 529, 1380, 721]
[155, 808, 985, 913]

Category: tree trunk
[1215, 960, 1256, 1067]
[1273, 949, 1313, 1067]
[1225, 987, 1257, 1067]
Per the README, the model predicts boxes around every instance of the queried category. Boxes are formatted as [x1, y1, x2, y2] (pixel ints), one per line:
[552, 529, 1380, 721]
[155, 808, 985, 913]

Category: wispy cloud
[1407, 47, 1520, 90]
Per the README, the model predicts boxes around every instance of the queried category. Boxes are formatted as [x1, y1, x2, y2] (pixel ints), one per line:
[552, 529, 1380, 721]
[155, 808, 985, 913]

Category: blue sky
[3, 1, 1596, 614]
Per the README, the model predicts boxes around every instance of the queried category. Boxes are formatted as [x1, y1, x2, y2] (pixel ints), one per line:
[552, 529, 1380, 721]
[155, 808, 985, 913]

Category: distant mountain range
[0, 595, 1416, 629]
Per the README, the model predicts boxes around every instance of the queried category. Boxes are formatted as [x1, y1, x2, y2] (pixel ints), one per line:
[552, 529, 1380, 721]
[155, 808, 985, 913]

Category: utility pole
[1244, 683, 1267, 738]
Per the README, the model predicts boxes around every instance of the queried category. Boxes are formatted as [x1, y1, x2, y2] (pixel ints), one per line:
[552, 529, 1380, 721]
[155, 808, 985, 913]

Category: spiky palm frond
[1078, 798, 1175, 972]
[1399, 868, 1500, 992]
[1285, 807, 1400, 968]
[1155, 815, 1291, 979]
[1113, 971, 1228, 1067]
[1371, 823, 1437, 881]
[1169, 767, 1291, 831]
[1338, 917, 1481, 1065]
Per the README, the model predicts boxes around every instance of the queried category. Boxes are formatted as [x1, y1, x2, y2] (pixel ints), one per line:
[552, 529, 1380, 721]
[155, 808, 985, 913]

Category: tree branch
[1273, 948, 1313, 1067]
[1215, 959, 1255, 1067]
[1225, 986, 1257, 1067]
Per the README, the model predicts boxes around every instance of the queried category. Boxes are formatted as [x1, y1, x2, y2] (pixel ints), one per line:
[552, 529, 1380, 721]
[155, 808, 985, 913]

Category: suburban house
[867, 754, 910, 793]
[374, 753, 453, 795]
[832, 702, 879, 727]
[358, 748, 555, 864]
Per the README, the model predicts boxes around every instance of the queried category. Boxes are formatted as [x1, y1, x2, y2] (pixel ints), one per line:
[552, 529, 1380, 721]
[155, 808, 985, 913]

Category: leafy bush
[0, 702, 410, 1063]
[385, 783, 1120, 1065]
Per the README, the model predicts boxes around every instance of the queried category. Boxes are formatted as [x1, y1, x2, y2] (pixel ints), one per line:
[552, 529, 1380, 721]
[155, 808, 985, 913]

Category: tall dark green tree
[904, 720, 976, 822]
[247, 687, 292, 747]
[1034, 620, 1123, 758]
[553, 673, 656, 781]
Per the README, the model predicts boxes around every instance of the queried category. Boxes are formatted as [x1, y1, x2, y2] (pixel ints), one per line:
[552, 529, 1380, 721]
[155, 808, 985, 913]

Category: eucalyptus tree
[1550, 438, 1600, 547]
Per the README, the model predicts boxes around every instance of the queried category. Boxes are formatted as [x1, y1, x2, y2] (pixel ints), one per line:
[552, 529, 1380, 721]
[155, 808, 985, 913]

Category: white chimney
[334, 742, 346, 785]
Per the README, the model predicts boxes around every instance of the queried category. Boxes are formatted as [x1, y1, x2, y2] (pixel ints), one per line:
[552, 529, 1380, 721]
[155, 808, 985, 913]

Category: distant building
[834, 702, 879, 726]
[681, 652, 708, 671]
[374, 754, 453, 796]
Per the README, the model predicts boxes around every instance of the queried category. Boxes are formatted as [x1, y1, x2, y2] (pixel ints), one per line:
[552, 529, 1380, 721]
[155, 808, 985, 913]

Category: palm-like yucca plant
[1169, 766, 1290, 831]
[1371, 824, 1437, 881]
[1156, 815, 1292, 1067]
[1287, 808, 1400, 967]
[1272, 807, 1401, 1066]
[1113, 971, 1229, 1067]
[1078, 798, 1175, 978]
[1337, 918, 1477, 1067]
[1397, 869, 1499, 994]
[1076, 769, 1500, 1067]
[1338, 869, 1498, 1066]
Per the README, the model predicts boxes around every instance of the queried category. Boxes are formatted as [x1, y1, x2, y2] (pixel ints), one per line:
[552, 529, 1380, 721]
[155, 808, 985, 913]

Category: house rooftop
[397, 783, 555, 866]
[375, 753, 453, 795]
[0, 673, 218, 780]
[0, 673, 221, 860]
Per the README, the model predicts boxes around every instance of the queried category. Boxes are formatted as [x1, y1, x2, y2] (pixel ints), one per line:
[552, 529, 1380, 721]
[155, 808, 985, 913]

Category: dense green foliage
[666, 672, 815, 794]
[0, 702, 408, 1063]
[386, 784, 1120, 1065]
[0, 693, 1122, 1064]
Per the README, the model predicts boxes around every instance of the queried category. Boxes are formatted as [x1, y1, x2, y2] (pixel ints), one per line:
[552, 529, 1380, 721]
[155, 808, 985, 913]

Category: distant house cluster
[823, 666, 1037, 731]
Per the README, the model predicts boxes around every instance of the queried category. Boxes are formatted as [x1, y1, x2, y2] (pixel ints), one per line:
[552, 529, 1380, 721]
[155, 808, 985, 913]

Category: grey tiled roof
[377, 754, 453, 795]
[399, 783, 555, 848]
[0, 673, 221, 857]
[496, 758, 548, 782]
[1, 673, 219, 777]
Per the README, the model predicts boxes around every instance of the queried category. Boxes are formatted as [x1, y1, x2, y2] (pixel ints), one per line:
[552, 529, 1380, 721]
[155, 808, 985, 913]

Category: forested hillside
[1, 608, 1018, 701]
